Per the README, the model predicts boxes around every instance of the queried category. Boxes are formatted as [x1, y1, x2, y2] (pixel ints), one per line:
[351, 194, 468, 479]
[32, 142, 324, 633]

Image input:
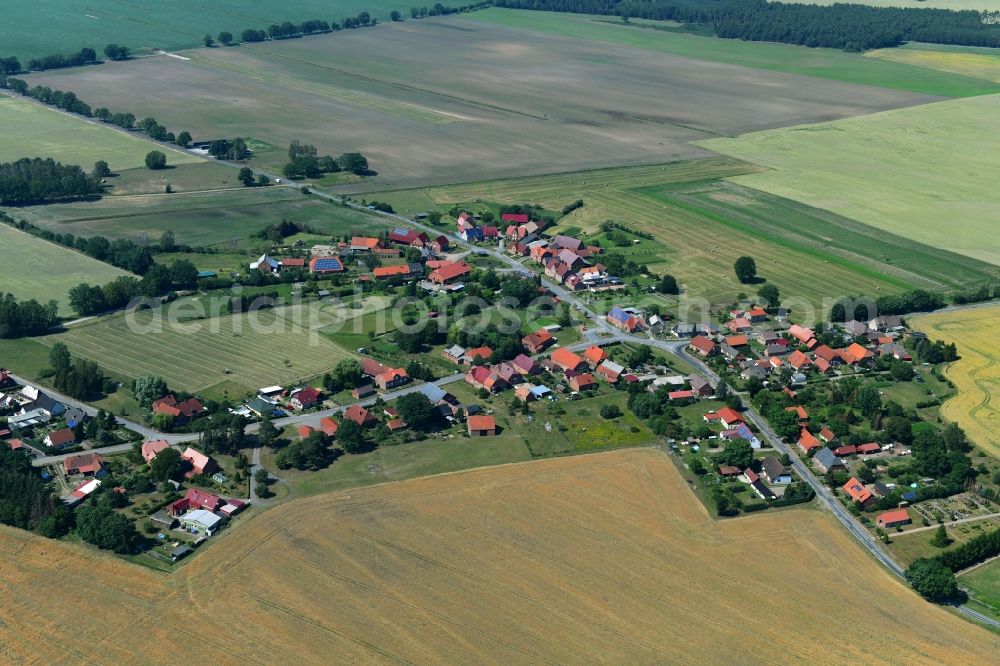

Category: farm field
[0, 93, 198, 171]
[367, 157, 996, 308]
[2, 449, 999, 663]
[700, 94, 1000, 266]
[35, 304, 355, 394]
[465, 9, 1000, 97]
[14, 185, 379, 247]
[868, 43, 1000, 83]
[24, 16, 939, 191]
[0, 224, 131, 315]
[0, 0, 418, 60]
[911, 304, 1000, 459]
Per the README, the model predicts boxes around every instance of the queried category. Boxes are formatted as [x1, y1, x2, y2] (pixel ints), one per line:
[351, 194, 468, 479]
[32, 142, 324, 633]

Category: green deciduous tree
[734, 256, 757, 284]
[144, 151, 167, 170]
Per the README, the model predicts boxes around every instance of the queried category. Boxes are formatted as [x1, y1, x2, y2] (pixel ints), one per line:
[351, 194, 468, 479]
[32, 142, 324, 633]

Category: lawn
[0, 0, 420, 60]
[14, 185, 379, 247]
[25, 14, 935, 191]
[0, 94, 199, 171]
[367, 157, 996, 310]
[3, 449, 998, 663]
[0, 224, 131, 315]
[911, 304, 1000, 459]
[961, 558, 1000, 623]
[466, 9, 1000, 97]
[886, 516, 1000, 567]
[35, 304, 356, 393]
[699, 94, 1000, 267]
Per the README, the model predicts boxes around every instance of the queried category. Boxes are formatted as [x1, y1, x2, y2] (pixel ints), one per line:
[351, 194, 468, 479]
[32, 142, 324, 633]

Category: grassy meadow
[13, 184, 379, 247]
[700, 94, 1000, 266]
[2, 449, 998, 663]
[0, 94, 198, 171]
[911, 304, 1000, 459]
[36, 304, 355, 393]
[25, 14, 935, 191]
[466, 9, 1000, 97]
[367, 157, 995, 308]
[867, 43, 1000, 84]
[0, 224, 131, 314]
[962, 559, 1000, 623]
[0, 0, 419, 60]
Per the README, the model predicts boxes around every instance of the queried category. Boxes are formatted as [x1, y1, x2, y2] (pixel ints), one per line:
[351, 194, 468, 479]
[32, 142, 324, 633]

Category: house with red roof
[64, 452, 104, 477]
[747, 306, 768, 323]
[726, 318, 752, 333]
[843, 342, 875, 366]
[726, 335, 749, 348]
[361, 358, 387, 378]
[511, 354, 539, 375]
[689, 336, 717, 357]
[703, 407, 743, 428]
[569, 373, 596, 392]
[550, 348, 586, 373]
[168, 488, 223, 516]
[819, 427, 837, 443]
[833, 445, 858, 457]
[279, 257, 305, 269]
[429, 261, 471, 285]
[44, 428, 75, 449]
[842, 477, 874, 507]
[596, 361, 624, 383]
[501, 213, 529, 224]
[857, 442, 882, 455]
[797, 429, 821, 453]
[152, 395, 206, 423]
[290, 387, 322, 410]
[785, 405, 809, 423]
[319, 417, 339, 437]
[350, 236, 382, 252]
[467, 414, 497, 436]
[522, 329, 555, 354]
[787, 324, 817, 348]
[344, 404, 376, 427]
[297, 425, 315, 440]
[141, 439, 170, 464]
[787, 350, 812, 371]
[464, 346, 493, 364]
[668, 390, 696, 401]
[181, 447, 217, 477]
[582, 345, 607, 366]
[388, 228, 429, 246]
[877, 509, 912, 529]
[375, 368, 409, 391]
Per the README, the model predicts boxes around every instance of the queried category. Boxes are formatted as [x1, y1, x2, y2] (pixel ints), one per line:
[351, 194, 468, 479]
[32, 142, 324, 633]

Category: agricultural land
[24, 14, 940, 190]
[0, 224, 131, 314]
[1, 449, 998, 664]
[699, 93, 1000, 266]
[867, 43, 1000, 83]
[0, 94, 198, 171]
[0, 0, 419, 61]
[911, 304, 1000, 459]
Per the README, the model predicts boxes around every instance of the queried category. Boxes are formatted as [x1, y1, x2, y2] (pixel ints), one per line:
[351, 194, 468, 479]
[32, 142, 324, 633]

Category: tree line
[0, 292, 59, 338]
[0, 158, 102, 205]
[48, 342, 111, 401]
[906, 527, 1000, 603]
[0, 43, 130, 76]
[493, 0, 1000, 51]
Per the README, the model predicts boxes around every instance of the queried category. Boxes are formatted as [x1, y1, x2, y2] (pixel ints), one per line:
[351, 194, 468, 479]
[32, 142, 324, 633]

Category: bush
[599, 404, 622, 419]
[144, 151, 167, 170]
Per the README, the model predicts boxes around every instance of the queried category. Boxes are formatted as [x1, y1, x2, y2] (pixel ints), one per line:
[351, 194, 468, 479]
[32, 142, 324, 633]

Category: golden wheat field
[1, 448, 997, 664]
[912, 304, 1000, 459]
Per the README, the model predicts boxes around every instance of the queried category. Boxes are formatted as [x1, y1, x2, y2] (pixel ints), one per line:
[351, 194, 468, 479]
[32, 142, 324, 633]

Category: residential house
[495, 362, 525, 386]
[319, 417, 339, 437]
[464, 346, 493, 364]
[522, 329, 555, 354]
[877, 509, 912, 529]
[64, 452, 104, 477]
[429, 261, 471, 285]
[868, 315, 904, 333]
[351, 385, 375, 400]
[373, 263, 422, 280]
[726, 335, 750, 348]
[350, 236, 382, 252]
[141, 439, 170, 464]
[842, 477, 874, 507]
[787, 324, 817, 348]
[689, 336, 717, 357]
[843, 342, 875, 366]
[344, 404, 377, 427]
[596, 361, 624, 383]
[297, 425, 315, 440]
[786, 405, 809, 423]
[181, 447, 217, 477]
[718, 465, 742, 477]
[181, 509, 223, 536]
[511, 354, 539, 375]
[607, 307, 644, 333]
[247, 396, 280, 417]
[44, 428, 75, 449]
[726, 318, 752, 334]
[798, 429, 822, 454]
[467, 415, 497, 437]
[514, 384, 537, 402]
[279, 257, 305, 270]
[309, 256, 345, 274]
[375, 368, 409, 391]
[746, 306, 768, 323]
[722, 422, 762, 449]
[361, 358, 387, 378]
[169, 488, 223, 516]
[430, 235, 450, 254]
[569, 373, 596, 392]
[842, 320, 869, 337]
[857, 442, 882, 455]
[19, 387, 65, 417]
[250, 254, 280, 273]
[818, 427, 837, 444]
[290, 387, 322, 410]
[761, 457, 791, 484]
[152, 395, 206, 423]
[442, 344, 466, 364]
[64, 407, 87, 428]
[814, 448, 847, 474]
[550, 348, 586, 373]
[787, 350, 812, 371]
[703, 407, 743, 428]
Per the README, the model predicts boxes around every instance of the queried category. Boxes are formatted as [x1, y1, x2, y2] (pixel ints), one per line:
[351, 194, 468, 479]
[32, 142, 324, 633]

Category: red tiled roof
[467, 415, 496, 431]
[842, 478, 872, 504]
[551, 348, 584, 372]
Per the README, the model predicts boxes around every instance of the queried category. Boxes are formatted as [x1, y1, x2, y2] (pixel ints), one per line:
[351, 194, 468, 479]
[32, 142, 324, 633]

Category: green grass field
[887, 516, 1000, 566]
[467, 10, 1000, 97]
[0, 94, 198, 171]
[14, 185, 381, 247]
[0, 1, 420, 60]
[700, 94, 1000, 266]
[0, 224, 131, 315]
[37, 304, 355, 393]
[962, 559, 1000, 622]
[367, 157, 996, 308]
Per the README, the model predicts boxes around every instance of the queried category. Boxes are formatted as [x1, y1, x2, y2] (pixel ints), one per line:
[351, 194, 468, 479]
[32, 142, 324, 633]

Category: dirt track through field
[1, 448, 997, 663]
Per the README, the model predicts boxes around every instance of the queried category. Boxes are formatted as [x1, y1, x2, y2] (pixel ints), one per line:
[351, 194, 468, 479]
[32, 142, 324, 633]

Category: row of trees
[0, 293, 59, 338]
[282, 141, 370, 179]
[494, 0, 1000, 51]
[68, 260, 199, 316]
[49, 342, 110, 401]
[0, 157, 103, 205]
[3, 217, 155, 274]
[0, 43, 129, 76]
[906, 527, 1000, 602]
[830, 289, 948, 322]
[411, 2, 491, 18]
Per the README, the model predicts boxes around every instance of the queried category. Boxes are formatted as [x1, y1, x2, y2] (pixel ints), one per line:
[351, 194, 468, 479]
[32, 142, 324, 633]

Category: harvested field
[0, 224, 131, 315]
[368, 158, 998, 307]
[1, 449, 998, 663]
[14, 184, 381, 247]
[700, 94, 1000, 266]
[25, 17, 937, 191]
[0, 93, 198, 171]
[911, 304, 1000, 459]
[0, 0, 417, 60]
[36, 305, 355, 393]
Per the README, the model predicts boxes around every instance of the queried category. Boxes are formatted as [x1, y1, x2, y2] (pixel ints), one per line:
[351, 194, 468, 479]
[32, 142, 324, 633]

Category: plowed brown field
[1, 449, 996, 663]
